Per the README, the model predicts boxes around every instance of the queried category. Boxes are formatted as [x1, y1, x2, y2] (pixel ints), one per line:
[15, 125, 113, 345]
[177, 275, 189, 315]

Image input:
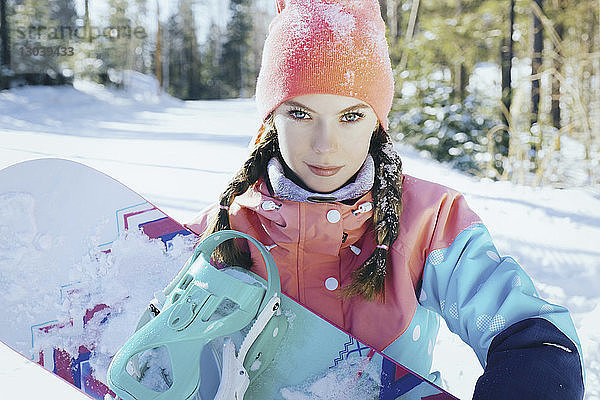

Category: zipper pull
[352, 202, 373, 215]
[261, 201, 281, 211]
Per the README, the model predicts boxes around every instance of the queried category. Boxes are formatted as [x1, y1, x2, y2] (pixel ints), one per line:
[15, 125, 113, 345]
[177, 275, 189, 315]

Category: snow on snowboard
[0, 158, 456, 399]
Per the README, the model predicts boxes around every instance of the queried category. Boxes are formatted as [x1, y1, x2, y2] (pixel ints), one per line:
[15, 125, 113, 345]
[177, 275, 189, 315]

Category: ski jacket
[185, 174, 584, 394]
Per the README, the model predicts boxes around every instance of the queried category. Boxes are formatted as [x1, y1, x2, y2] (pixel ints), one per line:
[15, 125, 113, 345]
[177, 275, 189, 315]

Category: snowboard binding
[107, 230, 288, 400]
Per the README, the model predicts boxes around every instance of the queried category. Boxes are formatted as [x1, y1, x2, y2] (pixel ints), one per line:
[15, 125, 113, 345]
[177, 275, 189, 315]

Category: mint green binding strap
[191, 230, 281, 313]
[107, 230, 282, 400]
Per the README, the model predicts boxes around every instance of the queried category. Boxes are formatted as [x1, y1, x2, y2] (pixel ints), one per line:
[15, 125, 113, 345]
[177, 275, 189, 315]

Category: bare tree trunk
[453, 62, 467, 102]
[549, 0, 564, 176]
[452, 1, 466, 102]
[0, 0, 8, 90]
[501, 0, 514, 125]
[163, 27, 169, 91]
[530, 0, 544, 170]
[585, 3, 598, 185]
[388, 0, 397, 40]
[596, 0, 600, 185]
[0, 0, 9, 69]
[239, 42, 246, 97]
[155, 1, 162, 92]
[498, 0, 515, 172]
[551, 20, 563, 134]
[84, 0, 91, 43]
[387, 0, 402, 43]
[399, 0, 420, 71]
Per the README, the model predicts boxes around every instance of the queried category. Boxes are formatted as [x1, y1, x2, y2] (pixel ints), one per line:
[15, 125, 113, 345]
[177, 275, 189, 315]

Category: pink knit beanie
[255, 0, 395, 132]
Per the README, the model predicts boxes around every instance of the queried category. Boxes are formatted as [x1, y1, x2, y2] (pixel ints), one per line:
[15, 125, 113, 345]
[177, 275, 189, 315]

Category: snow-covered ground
[1, 81, 599, 399]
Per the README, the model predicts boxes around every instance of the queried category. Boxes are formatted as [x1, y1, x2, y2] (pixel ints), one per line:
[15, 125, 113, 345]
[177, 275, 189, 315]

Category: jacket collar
[232, 179, 374, 252]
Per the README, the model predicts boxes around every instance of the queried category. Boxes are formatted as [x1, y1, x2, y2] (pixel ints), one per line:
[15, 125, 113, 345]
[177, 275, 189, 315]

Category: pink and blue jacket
[186, 174, 584, 398]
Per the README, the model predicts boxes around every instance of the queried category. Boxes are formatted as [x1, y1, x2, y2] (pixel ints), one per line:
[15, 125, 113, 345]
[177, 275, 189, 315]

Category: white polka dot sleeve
[417, 223, 583, 371]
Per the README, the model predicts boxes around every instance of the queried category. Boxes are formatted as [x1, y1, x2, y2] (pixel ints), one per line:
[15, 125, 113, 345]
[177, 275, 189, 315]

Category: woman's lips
[306, 163, 343, 177]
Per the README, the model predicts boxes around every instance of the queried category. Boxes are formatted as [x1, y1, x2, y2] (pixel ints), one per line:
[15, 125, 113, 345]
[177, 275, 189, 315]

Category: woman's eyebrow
[339, 104, 370, 114]
[282, 100, 370, 114]
[282, 100, 316, 113]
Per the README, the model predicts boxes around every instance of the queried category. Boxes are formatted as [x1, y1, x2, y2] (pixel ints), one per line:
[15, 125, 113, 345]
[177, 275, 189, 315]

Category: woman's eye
[289, 110, 310, 120]
[341, 112, 364, 122]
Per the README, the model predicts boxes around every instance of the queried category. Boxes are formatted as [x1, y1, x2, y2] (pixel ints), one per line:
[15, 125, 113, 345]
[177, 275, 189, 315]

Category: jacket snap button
[326, 209, 341, 223]
[325, 277, 339, 291]
[261, 201, 279, 211]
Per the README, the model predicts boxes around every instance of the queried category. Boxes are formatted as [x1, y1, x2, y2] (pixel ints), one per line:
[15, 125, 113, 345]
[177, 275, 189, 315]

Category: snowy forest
[1, 0, 600, 191]
[1, 1, 600, 398]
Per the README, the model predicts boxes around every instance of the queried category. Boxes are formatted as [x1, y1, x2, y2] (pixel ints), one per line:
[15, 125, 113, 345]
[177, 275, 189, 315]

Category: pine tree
[200, 21, 225, 99]
[219, 0, 253, 98]
[165, 0, 202, 99]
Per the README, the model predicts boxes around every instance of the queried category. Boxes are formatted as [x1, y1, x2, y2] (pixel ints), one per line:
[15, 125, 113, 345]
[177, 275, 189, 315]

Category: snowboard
[0, 340, 93, 399]
[0, 158, 457, 400]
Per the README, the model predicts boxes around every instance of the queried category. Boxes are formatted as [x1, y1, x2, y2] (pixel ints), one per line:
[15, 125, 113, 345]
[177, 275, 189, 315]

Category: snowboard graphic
[0, 158, 457, 399]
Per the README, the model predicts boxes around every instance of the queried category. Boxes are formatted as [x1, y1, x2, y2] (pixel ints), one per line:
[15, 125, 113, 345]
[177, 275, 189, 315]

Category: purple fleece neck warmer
[267, 155, 374, 203]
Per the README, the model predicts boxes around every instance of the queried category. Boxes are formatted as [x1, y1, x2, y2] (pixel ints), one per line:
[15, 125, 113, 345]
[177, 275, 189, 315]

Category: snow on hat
[255, 0, 395, 133]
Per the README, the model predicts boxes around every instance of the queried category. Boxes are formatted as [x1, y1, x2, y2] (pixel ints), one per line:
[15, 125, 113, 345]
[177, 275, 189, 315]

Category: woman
[186, 0, 584, 398]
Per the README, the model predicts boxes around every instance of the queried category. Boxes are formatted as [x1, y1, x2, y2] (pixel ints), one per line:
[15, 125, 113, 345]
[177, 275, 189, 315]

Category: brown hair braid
[202, 120, 279, 269]
[342, 126, 403, 301]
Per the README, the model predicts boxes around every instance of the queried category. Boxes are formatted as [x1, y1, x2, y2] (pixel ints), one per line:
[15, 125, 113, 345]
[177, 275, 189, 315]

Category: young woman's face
[272, 94, 379, 193]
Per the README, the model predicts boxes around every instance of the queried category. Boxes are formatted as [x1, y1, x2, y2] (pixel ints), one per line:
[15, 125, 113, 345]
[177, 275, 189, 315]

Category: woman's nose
[312, 121, 339, 154]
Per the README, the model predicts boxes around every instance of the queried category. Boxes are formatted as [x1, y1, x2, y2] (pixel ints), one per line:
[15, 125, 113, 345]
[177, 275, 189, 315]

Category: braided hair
[341, 127, 403, 301]
[201, 121, 279, 269]
[203, 123, 403, 302]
